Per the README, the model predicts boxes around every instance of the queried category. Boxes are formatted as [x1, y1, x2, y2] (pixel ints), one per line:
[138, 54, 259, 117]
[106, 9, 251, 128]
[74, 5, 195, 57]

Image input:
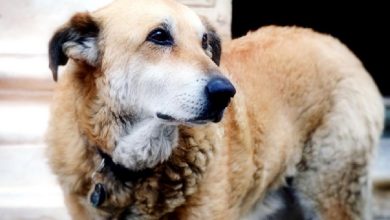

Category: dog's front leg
[112, 119, 178, 170]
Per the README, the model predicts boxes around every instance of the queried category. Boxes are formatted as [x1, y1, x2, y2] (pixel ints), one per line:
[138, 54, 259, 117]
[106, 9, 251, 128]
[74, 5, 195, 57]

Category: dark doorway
[232, 2, 389, 97]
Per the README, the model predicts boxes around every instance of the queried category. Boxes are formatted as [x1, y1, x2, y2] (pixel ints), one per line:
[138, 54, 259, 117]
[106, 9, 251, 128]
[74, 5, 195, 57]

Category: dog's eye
[147, 28, 173, 46]
[202, 33, 208, 49]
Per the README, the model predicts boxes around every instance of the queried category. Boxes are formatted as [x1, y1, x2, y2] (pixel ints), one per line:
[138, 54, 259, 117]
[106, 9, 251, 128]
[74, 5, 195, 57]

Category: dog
[45, 0, 384, 219]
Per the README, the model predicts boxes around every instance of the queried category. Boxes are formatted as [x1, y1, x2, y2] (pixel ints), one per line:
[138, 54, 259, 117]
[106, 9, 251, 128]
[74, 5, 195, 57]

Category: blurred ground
[374, 187, 390, 220]
[373, 139, 390, 220]
[0, 102, 69, 220]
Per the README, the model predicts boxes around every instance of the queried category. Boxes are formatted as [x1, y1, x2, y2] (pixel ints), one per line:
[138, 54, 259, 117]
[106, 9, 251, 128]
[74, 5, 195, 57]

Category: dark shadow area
[267, 185, 306, 220]
[232, 2, 389, 97]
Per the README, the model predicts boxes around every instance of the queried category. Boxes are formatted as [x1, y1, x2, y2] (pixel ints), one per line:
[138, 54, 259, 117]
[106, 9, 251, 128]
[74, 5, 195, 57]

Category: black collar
[97, 149, 153, 183]
[90, 149, 154, 208]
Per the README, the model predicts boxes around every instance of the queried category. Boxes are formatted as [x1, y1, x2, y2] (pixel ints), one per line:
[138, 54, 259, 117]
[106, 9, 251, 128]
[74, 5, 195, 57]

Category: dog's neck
[112, 118, 179, 170]
[86, 120, 220, 218]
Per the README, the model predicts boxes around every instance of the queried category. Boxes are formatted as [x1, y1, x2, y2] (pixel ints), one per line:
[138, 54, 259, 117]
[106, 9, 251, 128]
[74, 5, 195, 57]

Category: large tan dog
[46, 0, 384, 219]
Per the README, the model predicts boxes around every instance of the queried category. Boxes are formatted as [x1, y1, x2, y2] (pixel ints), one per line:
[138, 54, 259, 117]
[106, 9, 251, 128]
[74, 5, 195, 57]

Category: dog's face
[49, 0, 235, 125]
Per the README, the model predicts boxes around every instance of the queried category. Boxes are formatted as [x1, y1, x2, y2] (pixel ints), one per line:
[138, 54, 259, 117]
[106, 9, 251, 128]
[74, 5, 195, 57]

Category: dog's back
[213, 26, 384, 219]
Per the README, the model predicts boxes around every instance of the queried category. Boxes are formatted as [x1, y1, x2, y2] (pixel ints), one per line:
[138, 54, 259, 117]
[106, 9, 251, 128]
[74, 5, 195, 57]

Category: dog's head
[49, 0, 235, 125]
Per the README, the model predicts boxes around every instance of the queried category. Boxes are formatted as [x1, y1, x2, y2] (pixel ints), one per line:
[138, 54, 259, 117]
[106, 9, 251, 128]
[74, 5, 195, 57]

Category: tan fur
[46, 0, 384, 219]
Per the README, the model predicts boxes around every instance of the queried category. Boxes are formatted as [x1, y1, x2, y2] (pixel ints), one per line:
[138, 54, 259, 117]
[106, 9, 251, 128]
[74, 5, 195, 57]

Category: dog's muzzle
[157, 76, 236, 124]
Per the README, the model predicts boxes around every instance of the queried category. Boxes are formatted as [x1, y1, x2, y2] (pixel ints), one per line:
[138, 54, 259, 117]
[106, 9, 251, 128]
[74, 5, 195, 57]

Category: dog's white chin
[113, 118, 179, 170]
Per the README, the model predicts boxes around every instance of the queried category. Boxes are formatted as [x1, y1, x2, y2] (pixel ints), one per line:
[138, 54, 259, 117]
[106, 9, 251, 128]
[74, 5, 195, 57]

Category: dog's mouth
[156, 111, 224, 125]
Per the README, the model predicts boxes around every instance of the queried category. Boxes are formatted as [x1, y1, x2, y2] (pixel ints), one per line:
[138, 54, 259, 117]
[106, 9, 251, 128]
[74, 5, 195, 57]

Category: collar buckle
[92, 158, 105, 182]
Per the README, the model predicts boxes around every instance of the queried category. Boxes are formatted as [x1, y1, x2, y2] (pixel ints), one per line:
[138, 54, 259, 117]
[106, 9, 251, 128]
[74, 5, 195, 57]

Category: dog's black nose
[206, 77, 236, 109]
[206, 77, 236, 100]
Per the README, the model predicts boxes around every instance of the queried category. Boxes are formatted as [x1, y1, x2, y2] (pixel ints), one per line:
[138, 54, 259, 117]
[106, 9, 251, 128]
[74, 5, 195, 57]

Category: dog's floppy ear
[202, 19, 222, 65]
[48, 12, 100, 81]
